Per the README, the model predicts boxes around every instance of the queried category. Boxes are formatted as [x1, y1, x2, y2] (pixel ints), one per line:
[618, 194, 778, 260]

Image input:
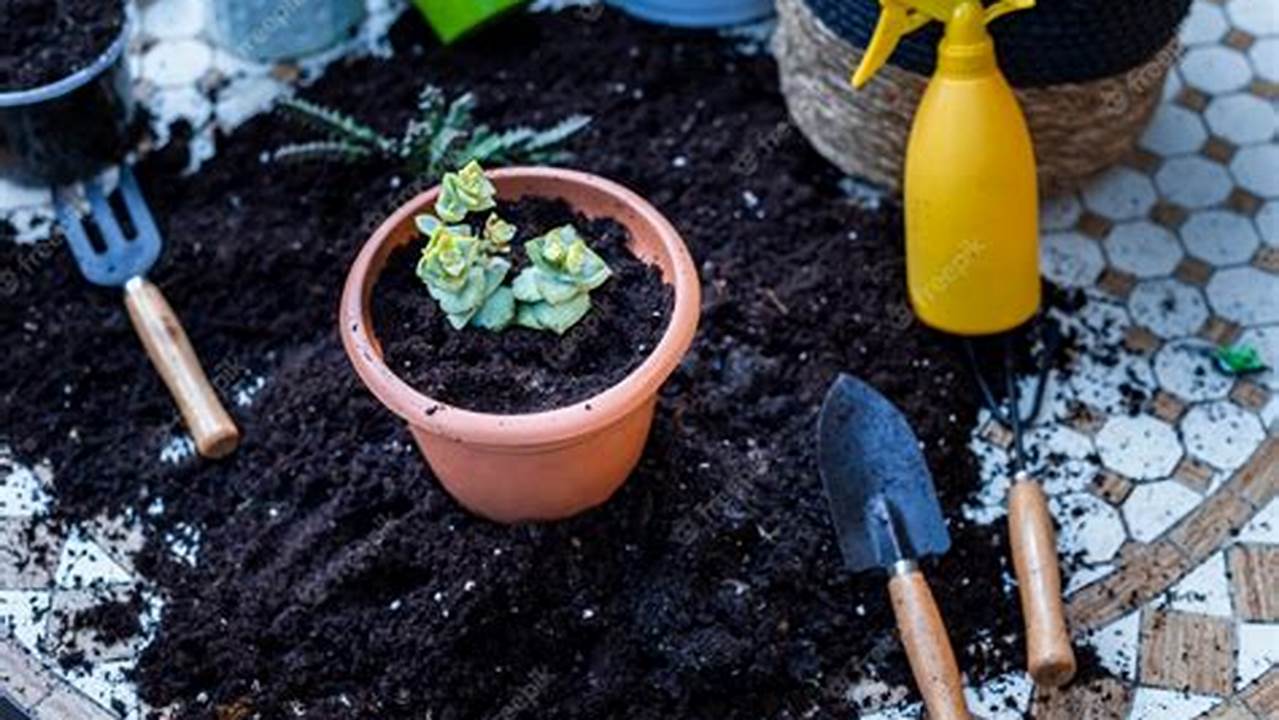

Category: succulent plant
[416, 224, 513, 331]
[412, 163, 611, 335]
[512, 226, 612, 335]
[272, 85, 590, 184]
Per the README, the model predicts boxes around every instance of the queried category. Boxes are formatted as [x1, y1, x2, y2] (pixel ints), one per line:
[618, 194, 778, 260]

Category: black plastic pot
[805, 0, 1191, 88]
[0, 25, 134, 187]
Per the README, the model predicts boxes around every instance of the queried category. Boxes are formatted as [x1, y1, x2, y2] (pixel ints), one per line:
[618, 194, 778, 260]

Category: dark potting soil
[0, 0, 124, 91]
[374, 197, 673, 413]
[0, 8, 1104, 719]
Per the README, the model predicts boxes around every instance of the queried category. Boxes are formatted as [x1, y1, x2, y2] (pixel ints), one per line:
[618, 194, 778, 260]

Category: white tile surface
[1155, 156, 1234, 209]
[1123, 481, 1202, 542]
[1227, 0, 1279, 37]
[1227, 325, 1278, 390]
[1180, 46, 1254, 95]
[1235, 497, 1279, 544]
[1128, 278, 1211, 339]
[1205, 266, 1279, 325]
[139, 39, 215, 87]
[1087, 610, 1141, 680]
[1180, 1, 1229, 46]
[1128, 687, 1220, 720]
[1153, 339, 1235, 402]
[141, 0, 207, 40]
[1054, 492, 1129, 564]
[1105, 221, 1185, 278]
[1230, 144, 1279, 198]
[1204, 94, 1278, 146]
[1141, 104, 1209, 157]
[1040, 231, 1107, 288]
[1256, 200, 1279, 246]
[1250, 37, 1279, 83]
[1041, 192, 1083, 232]
[1181, 400, 1268, 470]
[1163, 551, 1233, 617]
[53, 529, 135, 590]
[964, 673, 1033, 719]
[0, 590, 52, 652]
[1069, 351, 1159, 416]
[1083, 167, 1159, 221]
[1065, 563, 1116, 596]
[1235, 622, 1279, 690]
[1180, 209, 1262, 265]
[0, 457, 51, 518]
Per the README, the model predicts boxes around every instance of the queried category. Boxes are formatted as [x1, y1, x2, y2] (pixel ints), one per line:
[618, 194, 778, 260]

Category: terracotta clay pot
[340, 167, 700, 523]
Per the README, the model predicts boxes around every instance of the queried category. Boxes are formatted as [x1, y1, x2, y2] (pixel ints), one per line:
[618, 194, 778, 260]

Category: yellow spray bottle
[853, 0, 1039, 336]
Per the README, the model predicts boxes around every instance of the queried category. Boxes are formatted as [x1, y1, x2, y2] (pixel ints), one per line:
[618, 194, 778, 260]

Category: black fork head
[51, 165, 161, 287]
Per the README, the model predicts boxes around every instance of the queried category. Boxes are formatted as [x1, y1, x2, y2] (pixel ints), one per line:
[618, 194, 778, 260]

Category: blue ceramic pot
[209, 0, 368, 62]
[608, 0, 775, 28]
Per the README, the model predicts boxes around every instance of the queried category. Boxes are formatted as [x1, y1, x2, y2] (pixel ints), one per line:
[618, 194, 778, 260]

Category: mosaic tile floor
[1, 1, 1276, 718]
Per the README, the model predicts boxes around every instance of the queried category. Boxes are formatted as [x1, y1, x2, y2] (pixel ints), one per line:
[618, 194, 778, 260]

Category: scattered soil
[374, 197, 673, 413]
[0, 0, 124, 91]
[0, 8, 1101, 719]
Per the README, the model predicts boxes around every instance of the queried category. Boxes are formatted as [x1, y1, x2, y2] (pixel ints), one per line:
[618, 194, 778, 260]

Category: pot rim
[340, 166, 701, 448]
[0, 18, 130, 109]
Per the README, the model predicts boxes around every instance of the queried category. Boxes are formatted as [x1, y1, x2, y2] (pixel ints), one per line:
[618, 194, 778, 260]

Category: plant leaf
[472, 286, 515, 331]
[516, 294, 592, 335]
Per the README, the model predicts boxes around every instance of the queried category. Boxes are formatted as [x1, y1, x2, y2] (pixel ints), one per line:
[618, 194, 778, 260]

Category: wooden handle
[887, 567, 971, 720]
[124, 278, 240, 459]
[1008, 477, 1076, 687]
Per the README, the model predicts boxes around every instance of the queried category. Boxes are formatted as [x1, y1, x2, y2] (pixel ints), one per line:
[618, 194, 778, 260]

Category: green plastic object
[414, 0, 528, 44]
[1214, 343, 1268, 376]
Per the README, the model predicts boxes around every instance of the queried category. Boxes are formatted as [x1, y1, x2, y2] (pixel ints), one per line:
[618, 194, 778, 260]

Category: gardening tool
[853, 0, 1077, 686]
[52, 167, 240, 459]
[817, 374, 970, 720]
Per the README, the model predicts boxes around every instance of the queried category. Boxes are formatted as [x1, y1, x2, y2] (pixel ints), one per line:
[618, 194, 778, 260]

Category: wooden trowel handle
[1008, 477, 1076, 687]
[124, 278, 240, 459]
[887, 565, 971, 720]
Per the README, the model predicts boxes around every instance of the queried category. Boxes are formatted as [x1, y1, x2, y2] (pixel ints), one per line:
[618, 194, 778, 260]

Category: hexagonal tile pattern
[1105, 221, 1185, 278]
[1054, 492, 1127, 564]
[1083, 167, 1159, 221]
[1180, 46, 1253, 95]
[1230, 145, 1279, 198]
[1228, 0, 1279, 37]
[1141, 105, 1209, 156]
[1156, 156, 1235, 209]
[1124, 481, 1204, 542]
[1041, 193, 1084, 232]
[1040, 231, 1106, 288]
[141, 0, 206, 40]
[1181, 401, 1267, 470]
[1153, 339, 1235, 402]
[1128, 278, 1211, 339]
[1097, 415, 1184, 481]
[1204, 94, 1277, 145]
[1180, 210, 1262, 265]
[1206, 266, 1279, 324]
[139, 39, 214, 87]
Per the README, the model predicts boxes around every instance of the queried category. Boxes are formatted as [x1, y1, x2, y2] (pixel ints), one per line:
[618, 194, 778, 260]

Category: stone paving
[1, 1, 1275, 718]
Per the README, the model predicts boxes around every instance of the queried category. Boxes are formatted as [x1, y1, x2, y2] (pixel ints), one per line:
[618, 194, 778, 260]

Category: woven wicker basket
[773, 0, 1182, 195]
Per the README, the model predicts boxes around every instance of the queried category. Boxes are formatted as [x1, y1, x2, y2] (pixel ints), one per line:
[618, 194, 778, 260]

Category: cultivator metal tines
[962, 323, 1078, 687]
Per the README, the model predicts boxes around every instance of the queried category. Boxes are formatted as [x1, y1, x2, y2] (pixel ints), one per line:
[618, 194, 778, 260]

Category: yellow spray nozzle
[850, 0, 1034, 89]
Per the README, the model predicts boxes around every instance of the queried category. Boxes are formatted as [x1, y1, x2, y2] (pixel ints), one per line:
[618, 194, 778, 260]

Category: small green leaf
[516, 294, 592, 335]
[473, 286, 515, 331]
[1215, 343, 1267, 376]
[512, 270, 542, 302]
[483, 214, 517, 254]
[435, 160, 496, 223]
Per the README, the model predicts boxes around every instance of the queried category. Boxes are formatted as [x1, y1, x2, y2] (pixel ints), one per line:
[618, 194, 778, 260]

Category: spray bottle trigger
[984, 0, 1034, 24]
[850, 2, 933, 88]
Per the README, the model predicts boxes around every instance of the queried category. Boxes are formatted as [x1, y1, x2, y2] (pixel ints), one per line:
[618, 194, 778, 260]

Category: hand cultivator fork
[52, 167, 241, 459]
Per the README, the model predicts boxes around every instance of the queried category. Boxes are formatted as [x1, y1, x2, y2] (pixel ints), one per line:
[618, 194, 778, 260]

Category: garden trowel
[818, 374, 970, 720]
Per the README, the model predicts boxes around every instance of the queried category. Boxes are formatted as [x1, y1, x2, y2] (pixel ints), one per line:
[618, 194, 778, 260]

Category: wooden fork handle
[887, 564, 971, 720]
[124, 278, 240, 459]
[1009, 477, 1076, 687]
